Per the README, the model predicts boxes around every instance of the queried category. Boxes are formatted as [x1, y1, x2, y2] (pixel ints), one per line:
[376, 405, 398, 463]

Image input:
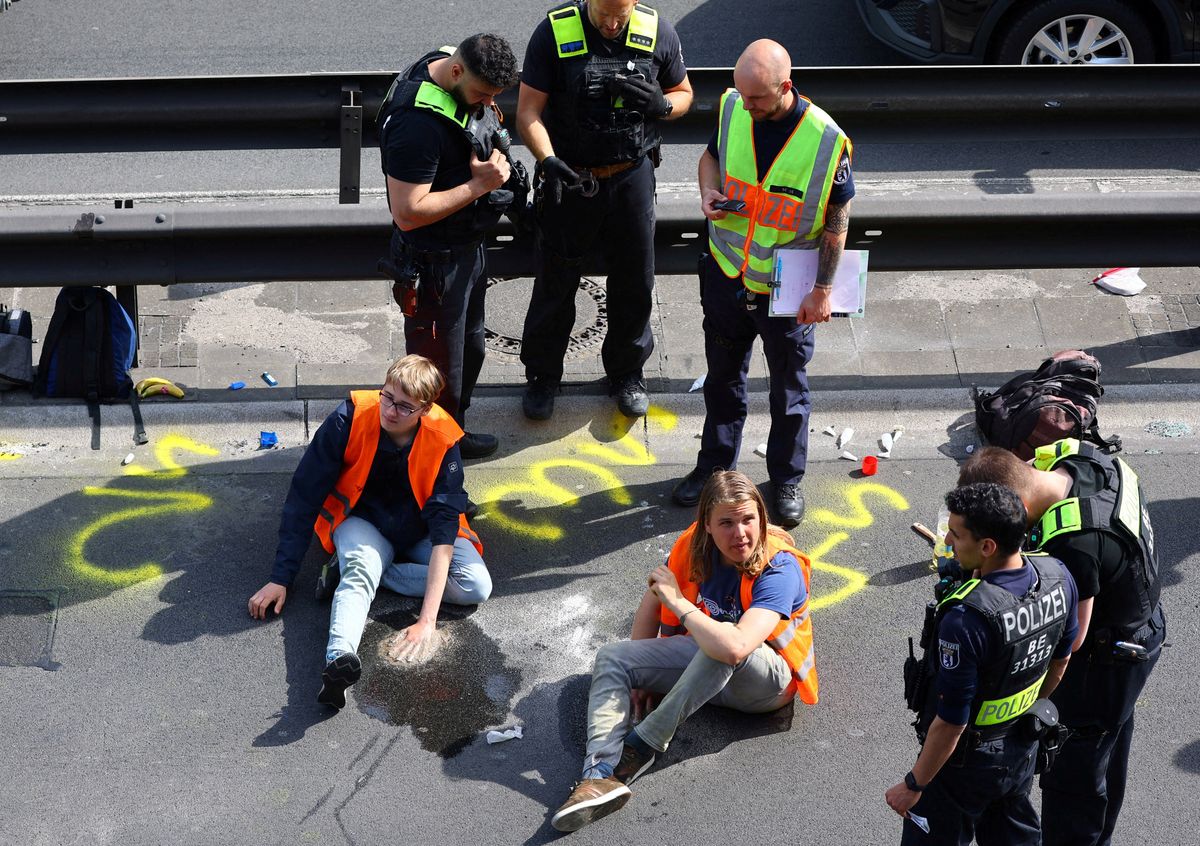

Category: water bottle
[932, 503, 957, 577]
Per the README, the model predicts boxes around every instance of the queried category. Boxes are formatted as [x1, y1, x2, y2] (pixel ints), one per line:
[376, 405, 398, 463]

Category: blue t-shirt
[934, 561, 1079, 725]
[697, 549, 806, 623]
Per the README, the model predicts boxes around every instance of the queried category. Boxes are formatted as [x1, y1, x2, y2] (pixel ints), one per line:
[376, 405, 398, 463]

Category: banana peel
[135, 377, 185, 399]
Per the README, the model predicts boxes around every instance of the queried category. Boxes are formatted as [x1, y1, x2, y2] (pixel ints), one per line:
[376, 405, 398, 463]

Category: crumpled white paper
[1092, 267, 1146, 296]
[485, 725, 524, 744]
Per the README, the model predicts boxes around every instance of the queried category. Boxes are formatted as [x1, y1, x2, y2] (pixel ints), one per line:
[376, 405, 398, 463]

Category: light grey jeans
[326, 515, 491, 662]
[582, 634, 794, 778]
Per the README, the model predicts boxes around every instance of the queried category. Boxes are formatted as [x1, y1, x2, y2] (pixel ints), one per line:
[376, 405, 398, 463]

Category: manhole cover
[0, 591, 60, 670]
[484, 276, 607, 358]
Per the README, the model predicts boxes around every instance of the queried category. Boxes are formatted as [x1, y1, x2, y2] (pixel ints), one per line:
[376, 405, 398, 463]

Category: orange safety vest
[658, 523, 818, 705]
[313, 390, 482, 555]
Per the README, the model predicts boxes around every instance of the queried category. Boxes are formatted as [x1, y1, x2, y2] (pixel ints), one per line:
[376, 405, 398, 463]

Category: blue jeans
[325, 516, 491, 662]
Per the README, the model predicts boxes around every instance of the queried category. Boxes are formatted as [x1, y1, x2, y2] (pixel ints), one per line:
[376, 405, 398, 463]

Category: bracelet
[904, 771, 926, 792]
[679, 608, 698, 625]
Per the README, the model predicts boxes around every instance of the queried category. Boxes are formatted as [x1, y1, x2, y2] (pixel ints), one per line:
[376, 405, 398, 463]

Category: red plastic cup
[862, 455, 878, 476]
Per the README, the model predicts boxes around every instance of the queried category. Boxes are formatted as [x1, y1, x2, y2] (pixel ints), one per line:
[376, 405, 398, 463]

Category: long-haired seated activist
[551, 469, 817, 833]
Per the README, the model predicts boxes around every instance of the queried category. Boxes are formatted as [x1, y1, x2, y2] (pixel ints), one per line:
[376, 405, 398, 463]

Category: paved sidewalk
[2, 181, 1198, 407]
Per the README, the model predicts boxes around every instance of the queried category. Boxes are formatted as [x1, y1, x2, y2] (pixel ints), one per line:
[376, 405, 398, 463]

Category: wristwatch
[904, 771, 926, 792]
[662, 98, 674, 118]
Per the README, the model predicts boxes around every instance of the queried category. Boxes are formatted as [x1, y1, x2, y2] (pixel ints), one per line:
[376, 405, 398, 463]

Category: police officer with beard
[886, 483, 1079, 846]
[379, 34, 520, 459]
[517, 0, 692, 421]
[959, 441, 1166, 846]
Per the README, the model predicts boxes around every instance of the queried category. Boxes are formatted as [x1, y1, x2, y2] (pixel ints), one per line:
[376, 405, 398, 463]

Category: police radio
[491, 126, 533, 235]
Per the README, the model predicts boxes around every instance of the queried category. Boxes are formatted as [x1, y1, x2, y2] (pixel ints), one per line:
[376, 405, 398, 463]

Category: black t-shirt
[707, 93, 855, 205]
[1046, 458, 1128, 604]
[382, 59, 474, 191]
[521, 4, 688, 96]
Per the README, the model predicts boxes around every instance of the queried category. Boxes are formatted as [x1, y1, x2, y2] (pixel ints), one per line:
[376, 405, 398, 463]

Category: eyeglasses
[379, 391, 428, 417]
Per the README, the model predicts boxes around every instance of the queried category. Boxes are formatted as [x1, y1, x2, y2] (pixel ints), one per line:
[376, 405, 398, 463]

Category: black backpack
[973, 350, 1122, 460]
[33, 286, 147, 449]
[0, 304, 34, 391]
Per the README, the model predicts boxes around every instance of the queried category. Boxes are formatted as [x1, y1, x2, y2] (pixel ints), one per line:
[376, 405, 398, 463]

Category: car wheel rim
[1022, 15, 1137, 65]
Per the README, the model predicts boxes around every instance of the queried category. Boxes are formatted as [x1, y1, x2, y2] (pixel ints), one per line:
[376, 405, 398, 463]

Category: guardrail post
[339, 85, 362, 205]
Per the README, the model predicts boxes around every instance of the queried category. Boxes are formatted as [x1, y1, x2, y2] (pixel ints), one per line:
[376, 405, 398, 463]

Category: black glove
[611, 75, 671, 118]
[541, 156, 582, 206]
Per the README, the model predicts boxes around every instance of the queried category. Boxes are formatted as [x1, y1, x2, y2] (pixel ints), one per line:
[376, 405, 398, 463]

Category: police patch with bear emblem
[833, 155, 851, 186]
[939, 639, 960, 670]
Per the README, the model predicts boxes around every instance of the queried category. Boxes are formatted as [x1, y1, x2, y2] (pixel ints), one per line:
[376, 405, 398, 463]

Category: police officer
[886, 483, 1079, 845]
[379, 34, 520, 459]
[517, 0, 692, 421]
[959, 441, 1166, 846]
[670, 39, 854, 528]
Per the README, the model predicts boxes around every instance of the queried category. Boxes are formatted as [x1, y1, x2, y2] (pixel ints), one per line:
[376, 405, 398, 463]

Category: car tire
[993, 0, 1156, 65]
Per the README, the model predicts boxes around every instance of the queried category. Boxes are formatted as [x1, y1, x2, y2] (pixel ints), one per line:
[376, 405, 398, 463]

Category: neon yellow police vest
[708, 89, 851, 293]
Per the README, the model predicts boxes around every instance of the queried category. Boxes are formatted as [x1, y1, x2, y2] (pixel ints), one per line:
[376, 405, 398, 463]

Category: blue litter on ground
[229, 381, 246, 390]
[259, 431, 278, 449]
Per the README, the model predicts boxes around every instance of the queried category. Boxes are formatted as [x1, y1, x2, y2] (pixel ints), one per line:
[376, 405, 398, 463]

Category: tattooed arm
[797, 199, 852, 324]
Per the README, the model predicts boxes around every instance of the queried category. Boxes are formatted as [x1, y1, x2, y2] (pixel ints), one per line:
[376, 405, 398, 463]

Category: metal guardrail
[4, 65, 1200, 201]
[3, 193, 1199, 287]
[3, 65, 1200, 327]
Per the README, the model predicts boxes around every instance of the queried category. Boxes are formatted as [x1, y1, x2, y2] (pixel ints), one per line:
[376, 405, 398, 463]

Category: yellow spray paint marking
[804, 531, 869, 611]
[809, 482, 910, 530]
[68, 434, 219, 587]
[123, 433, 220, 477]
[483, 459, 632, 542]
[577, 406, 678, 466]
[0, 452, 23, 460]
[69, 487, 214, 587]
[804, 481, 909, 611]
[479, 405, 675, 541]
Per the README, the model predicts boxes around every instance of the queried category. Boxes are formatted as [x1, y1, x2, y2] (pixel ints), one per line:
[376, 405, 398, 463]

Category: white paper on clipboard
[769, 249, 869, 317]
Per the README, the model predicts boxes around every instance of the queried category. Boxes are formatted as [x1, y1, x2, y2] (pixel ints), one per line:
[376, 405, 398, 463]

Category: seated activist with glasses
[248, 354, 490, 709]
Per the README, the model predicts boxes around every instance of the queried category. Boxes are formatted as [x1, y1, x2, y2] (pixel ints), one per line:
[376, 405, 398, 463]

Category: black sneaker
[314, 554, 340, 602]
[613, 741, 656, 785]
[611, 374, 649, 418]
[317, 652, 361, 710]
[672, 466, 709, 508]
[459, 432, 499, 459]
[522, 379, 558, 421]
[773, 482, 805, 528]
[465, 499, 480, 521]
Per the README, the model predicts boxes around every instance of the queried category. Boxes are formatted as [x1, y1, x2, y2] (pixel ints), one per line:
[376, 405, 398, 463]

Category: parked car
[857, 0, 1197, 63]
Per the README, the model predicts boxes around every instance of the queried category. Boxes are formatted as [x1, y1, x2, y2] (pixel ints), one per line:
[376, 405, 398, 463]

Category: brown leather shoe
[550, 777, 631, 832]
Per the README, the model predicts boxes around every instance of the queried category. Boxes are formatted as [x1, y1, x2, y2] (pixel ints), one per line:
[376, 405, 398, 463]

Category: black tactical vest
[1029, 439, 1161, 638]
[377, 49, 503, 243]
[542, 1, 662, 167]
[920, 556, 1071, 739]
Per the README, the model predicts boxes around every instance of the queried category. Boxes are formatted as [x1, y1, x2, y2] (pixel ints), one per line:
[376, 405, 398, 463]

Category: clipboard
[769, 249, 869, 318]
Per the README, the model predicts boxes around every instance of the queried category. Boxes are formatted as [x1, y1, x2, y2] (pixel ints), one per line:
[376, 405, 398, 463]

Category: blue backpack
[34, 286, 146, 448]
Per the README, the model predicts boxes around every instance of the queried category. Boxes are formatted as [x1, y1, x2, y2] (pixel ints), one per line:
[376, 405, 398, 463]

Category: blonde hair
[686, 470, 792, 582]
[384, 355, 445, 405]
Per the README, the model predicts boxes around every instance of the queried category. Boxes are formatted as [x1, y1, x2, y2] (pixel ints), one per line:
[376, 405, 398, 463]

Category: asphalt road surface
[2, 392, 1197, 844]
